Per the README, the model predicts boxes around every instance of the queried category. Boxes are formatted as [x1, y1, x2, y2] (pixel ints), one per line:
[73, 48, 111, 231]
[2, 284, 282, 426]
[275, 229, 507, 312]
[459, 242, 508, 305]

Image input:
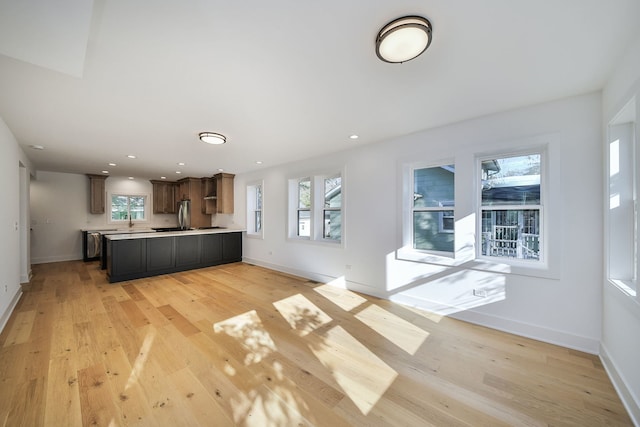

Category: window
[412, 165, 455, 253]
[246, 182, 263, 237]
[323, 175, 342, 241]
[297, 178, 311, 237]
[479, 153, 542, 261]
[111, 194, 147, 223]
[289, 172, 342, 243]
[607, 99, 637, 296]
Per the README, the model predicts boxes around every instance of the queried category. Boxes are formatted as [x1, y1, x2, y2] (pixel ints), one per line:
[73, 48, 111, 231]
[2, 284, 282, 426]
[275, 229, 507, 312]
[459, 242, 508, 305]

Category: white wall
[236, 92, 603, 354]
[30, 173, 177, 263]
[601, 32, 640, 425]
[0, 117, 33, 332]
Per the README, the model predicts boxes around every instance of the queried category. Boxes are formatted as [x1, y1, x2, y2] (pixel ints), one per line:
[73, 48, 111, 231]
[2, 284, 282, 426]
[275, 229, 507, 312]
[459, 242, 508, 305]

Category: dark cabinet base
[106, 232, 242, 283]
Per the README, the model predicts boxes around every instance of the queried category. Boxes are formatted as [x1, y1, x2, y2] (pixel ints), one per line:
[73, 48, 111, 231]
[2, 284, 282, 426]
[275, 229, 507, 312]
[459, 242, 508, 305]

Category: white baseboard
[0, 288, 22, 335]
[242, 257, 389, 299]
[244, 257, 598, 353]
[600, 344, 640, 426]
[450, 309, 600, 354]
[31, 255, 82, 264]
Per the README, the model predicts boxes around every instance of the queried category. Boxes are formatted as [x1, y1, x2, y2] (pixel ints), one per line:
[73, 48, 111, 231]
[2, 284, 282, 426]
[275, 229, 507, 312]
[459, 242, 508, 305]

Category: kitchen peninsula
[105, 227, 243, 283]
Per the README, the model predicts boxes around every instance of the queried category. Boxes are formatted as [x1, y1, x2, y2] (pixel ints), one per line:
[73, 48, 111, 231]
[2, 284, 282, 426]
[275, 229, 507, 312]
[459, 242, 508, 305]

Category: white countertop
[104, 227, 245, 240]
[82, 228, 156, 234]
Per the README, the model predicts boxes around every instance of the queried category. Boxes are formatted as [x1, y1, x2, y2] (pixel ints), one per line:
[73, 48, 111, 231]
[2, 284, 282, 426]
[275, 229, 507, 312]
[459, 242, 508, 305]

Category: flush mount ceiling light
[376, 16, 432, 63]
[199, 132, 226, 145]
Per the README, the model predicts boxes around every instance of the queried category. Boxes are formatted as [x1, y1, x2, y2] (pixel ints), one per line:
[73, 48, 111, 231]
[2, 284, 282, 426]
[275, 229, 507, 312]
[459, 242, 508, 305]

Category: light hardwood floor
[0, 260, 632, 426]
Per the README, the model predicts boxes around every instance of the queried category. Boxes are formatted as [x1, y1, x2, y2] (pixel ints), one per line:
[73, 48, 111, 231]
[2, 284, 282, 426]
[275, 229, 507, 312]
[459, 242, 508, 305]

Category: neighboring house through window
[412, 164, 455, 254]
[479, 153, 542, 261]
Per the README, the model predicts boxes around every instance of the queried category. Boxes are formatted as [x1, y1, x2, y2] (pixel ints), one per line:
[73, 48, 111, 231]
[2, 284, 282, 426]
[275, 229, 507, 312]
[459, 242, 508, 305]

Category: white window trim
[401, 160, 456, 262]
[107, 191, 150, 225]
[246, 180, 264, 239]
[398, 137, 560, 279]
[287, 170, 344, 247]
[475, 146, 550, 270]
[606, 96, 638, 300]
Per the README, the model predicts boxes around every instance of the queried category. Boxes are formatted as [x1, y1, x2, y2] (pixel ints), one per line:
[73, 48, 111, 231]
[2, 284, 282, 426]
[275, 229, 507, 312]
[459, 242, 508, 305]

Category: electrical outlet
[345, 264, 352, 270]
[473, 288, 488, 298]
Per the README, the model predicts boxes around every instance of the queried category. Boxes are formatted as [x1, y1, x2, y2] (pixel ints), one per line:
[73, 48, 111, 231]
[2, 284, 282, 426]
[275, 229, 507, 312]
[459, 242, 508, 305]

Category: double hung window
[479, 153, 542, 261]
[297, 178, 311, 237]
[289, 172, 342, 243]
[246, 182, 263, 237]
[411, 165, 455, 254]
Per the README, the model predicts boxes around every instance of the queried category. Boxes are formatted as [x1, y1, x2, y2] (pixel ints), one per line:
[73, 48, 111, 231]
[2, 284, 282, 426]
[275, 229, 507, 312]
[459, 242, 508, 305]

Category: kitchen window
[110, 194, 148, 223]
[246, 181, 264, 238]
[479, 152, 543, 262]
[289, 171, 343, 244]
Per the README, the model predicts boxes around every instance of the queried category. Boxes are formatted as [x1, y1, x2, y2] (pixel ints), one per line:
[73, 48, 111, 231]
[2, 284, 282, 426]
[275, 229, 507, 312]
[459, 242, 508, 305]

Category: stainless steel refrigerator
[177, 199, 191, 230]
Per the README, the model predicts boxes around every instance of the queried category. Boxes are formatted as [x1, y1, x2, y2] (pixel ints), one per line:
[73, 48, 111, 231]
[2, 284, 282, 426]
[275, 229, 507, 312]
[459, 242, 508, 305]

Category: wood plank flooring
[0, 260, 632, 426]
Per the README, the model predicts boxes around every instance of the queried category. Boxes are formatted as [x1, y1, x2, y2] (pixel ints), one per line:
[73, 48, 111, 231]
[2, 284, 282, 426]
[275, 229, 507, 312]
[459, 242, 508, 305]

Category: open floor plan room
[0, 261, 631, 426]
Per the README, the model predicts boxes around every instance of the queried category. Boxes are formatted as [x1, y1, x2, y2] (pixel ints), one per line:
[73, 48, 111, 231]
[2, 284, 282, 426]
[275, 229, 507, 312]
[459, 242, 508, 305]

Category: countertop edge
[104, 228, 245, 240]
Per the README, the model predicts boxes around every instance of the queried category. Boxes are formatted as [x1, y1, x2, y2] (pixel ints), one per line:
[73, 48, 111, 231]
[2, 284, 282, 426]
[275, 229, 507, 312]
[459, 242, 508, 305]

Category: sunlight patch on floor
[310, 325, 397, 415]
[313, 283, 367, 312]
[273, 294, 332, 336]
[355, 304, 429, 355]
[125, 328, 156, 391]
[214, 310, 277, 365]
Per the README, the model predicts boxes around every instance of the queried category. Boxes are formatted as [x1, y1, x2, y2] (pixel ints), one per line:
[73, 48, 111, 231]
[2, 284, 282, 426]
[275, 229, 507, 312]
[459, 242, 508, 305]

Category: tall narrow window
[297, 178, 311, 237]
[608, 99, 637, 296]
[246, 182, 263, 237]
[323, 175, 342, 241]
[111, 194, 147, 222]
[480, 154, 542, 261]
[412, 165, 455, 253]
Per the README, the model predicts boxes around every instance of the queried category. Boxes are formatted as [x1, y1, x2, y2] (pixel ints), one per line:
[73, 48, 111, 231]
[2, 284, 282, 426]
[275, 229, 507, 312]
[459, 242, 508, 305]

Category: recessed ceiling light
[218, 168, 224, 172]
[128, 177, 134, 180]
[349, 134, 359, 140]
[199, 132, 226, 145]
[255, 161, 263, 165]
[160, 176, 167, 180]
[102, 170, 109, 174]
[127, 155, 136, 159]
[108, 162, 117, 166]
[29, 144, 45, 150]
[177, 162, 185, 166]
[176, 171, 182, 174]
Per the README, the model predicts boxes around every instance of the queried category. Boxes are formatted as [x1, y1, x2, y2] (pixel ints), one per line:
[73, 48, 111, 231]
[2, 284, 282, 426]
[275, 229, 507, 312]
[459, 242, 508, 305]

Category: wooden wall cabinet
[150, 180, 177, 214]
[87, 174, 108, 214]
[214, 172, 235, 214]
[177, 177, 210, 228]
[202, 173, 235, 214]
[201, 177, 216, 214]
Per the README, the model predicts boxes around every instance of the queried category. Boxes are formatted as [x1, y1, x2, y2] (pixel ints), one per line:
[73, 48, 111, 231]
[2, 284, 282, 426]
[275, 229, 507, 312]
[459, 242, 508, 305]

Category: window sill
[609, 279, 637, 298]
[396, 246, 559, 279]
[287, 236, 343, 248]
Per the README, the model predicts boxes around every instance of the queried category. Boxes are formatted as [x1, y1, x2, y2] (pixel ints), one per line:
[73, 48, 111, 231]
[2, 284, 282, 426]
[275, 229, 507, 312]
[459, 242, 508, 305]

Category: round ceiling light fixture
[376, 16, 432, 63]
[199, 132, 226, 145]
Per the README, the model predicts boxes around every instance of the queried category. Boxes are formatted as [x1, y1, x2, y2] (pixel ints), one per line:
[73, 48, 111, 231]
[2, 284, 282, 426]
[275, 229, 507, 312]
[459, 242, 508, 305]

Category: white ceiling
[1, 0, 639, 180]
